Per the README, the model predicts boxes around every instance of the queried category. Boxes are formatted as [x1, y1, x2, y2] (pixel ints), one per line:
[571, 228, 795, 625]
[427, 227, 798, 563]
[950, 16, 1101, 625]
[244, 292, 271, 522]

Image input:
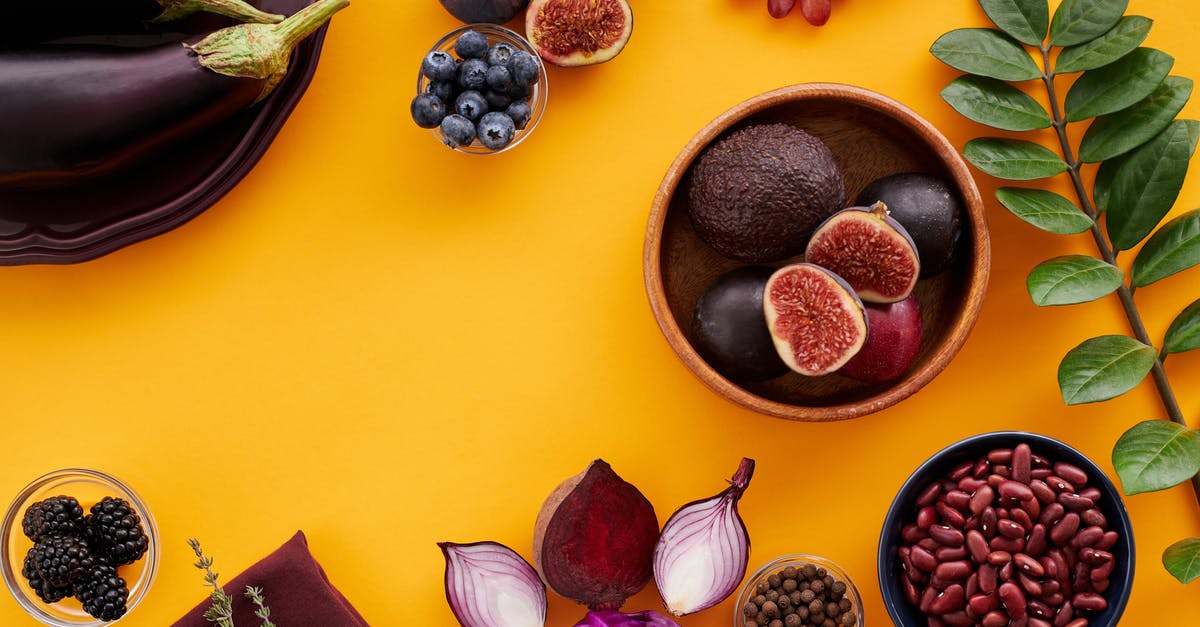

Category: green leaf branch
[189, 539, 277, 627]
[934, 0, 1200, 583]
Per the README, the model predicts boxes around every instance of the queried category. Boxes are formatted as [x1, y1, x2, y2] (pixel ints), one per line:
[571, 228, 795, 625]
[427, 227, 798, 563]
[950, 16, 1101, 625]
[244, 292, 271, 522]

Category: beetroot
[532, 459, 659, 610]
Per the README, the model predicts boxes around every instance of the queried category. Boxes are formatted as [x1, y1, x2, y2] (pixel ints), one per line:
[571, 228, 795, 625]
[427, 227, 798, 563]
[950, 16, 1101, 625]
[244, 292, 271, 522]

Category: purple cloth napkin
[173, 531, 368, 627]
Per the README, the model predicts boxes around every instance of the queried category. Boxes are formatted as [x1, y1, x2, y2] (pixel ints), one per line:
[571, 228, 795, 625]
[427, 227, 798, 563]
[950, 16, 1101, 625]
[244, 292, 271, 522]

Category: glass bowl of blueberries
[2, 468, 159, 626]
[413, 24, 548, 154]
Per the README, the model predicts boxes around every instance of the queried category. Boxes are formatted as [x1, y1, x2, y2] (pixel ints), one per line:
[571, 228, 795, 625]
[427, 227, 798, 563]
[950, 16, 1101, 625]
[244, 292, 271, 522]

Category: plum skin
[855, 173, 963, 278]
[838, 295, 922, 383]
[692, 266, 789, 382]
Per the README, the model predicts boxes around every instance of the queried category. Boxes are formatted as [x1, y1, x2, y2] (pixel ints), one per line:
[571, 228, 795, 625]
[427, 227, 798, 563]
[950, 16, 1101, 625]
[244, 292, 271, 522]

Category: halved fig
[804, 201, 920, 303]
[838, 295, 923, 383]
[526, 0, 633, 67]
[763, 263, 868, 376]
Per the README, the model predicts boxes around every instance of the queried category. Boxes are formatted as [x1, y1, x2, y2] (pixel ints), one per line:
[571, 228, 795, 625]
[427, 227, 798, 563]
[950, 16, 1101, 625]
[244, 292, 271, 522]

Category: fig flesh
[838, 294, 923, 383]
[526, 0, 633, 67]
[533, 459, 658, 610]
[692, 266, 790, 382]
[804, 202, 920, 304]
[855, 173, 963, 278]
[763, 263, 868, 376]
[439, 0, 530, 24]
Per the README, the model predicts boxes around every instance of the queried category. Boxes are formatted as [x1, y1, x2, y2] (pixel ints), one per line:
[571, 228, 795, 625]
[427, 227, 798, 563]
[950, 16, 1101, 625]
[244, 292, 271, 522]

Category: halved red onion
[573, 609, 681, 626]
[440, 541, 546, 627]
[652, 458, 755, 616]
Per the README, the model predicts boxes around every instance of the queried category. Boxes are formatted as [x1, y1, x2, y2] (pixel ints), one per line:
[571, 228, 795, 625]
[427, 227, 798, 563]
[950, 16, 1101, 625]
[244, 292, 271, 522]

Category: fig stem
[1038, 44, 1200, 503]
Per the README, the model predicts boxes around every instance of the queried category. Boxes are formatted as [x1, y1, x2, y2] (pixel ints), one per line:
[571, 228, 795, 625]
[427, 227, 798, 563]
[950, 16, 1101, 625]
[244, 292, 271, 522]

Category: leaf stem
[1038, 45, 1200, 501]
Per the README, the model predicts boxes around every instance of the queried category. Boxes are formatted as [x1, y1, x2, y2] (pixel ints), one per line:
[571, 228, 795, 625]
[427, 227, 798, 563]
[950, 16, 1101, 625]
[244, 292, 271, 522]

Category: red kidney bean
[1000, 479, 1035, 501]
[959, 476, 988, 492]
[1032, 453, 1051, 468]
[987, 550, 1012, 566]
[1027, 598, 1054, 619]
[973, 458, 991, 478]
[906, 565, 927, 584]
[1054, 462, 1089, 486]
[987, 473, 1005, 489]
[981, 507, 998, 538]
[928, 617, 947, 627]
[1029, 618, 1053, 627]
[919, 537, 938, 551]
[1042, 591, 1064, 607]
[903, 523, 928, 543]
[943, 611, 974, 627]
[1071, 525, 1104, 548]
[1050, 512, 1080, 546]
[938, 501, 967, 528]
[966, 572, 979, 597]
[1040, 555, 1058, 580]
[936, 560, 973, 581]
[1011, 507, 1033, 530]
[1041, 580, 1061, 596]
[998, 518, 1026, 539]
[937, 546, 969, 561]
[994, 465, 1012, 478]
[930, 584, 966, 614]
[1014, 443, 1033, 483]
[1090, 559, 1115, 582]
[991, 535, 1025, 553]
[1022, 497, 1042, 519]
[1079, 486, 1101, 502]
[946, 490, 972, 512]
[903, 575, 921, 605]
[1064, 620, 1088, 627]
[967, 530, 990, 563]
[1096, 530, 1119, 551]
[1072, 592, 1107, 611]
[1058, 492, 1094, 512]
[950, 461, 974, 481]
[999, 561, 1013, 582]
[918, 505, 938, 529]
[911, 545, 937, 572]
[1030, 479, 1057, 505]
[1093, 577, 1110, 594]
[918, 482, 942, 507]
[1031, 468, 1053, 480]
[1039, 502, 1066, 526]
[969, 592, 1000, 615]
[1080, 508, 1107, 528]
[931, 524, 965, 546]
[982, 610, 1008, 627]
[970, 485, 994, 515]
[1026, 524, 1048, 556]
[1073, 563, 1092, 593]
[979, 563, 998, 593]
[920, 585, 939, 612]
[1046, 476, 1075, 494]
[1053, 601, 1074, 627]
[1019, 573, 1044, 597]
[988, 448, 1013, 464]
[999, 581, 1026, 617]
[1079, 547, 1112, 566]
[1014, 552, 1046, 578]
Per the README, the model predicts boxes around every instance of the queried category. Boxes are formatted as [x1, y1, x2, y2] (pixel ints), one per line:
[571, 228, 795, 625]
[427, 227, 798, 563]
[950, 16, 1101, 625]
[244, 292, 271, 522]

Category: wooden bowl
[644, 83, 990, 421]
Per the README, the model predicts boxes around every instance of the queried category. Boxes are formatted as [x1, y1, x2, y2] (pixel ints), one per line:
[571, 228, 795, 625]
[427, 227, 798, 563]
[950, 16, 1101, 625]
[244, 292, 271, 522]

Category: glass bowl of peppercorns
[735, 554, 864, 627]
[1, 468, 159, 626]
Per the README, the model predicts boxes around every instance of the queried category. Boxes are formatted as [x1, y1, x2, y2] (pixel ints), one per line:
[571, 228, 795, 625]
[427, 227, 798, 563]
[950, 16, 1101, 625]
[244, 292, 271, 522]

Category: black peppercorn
[823, 619, 836, 627]
[785, 614, 802, 627]
[802, 564, 817, 579]
[777, 594, 792, 611]
[831, 581, 847, 598]
[825, 601, 839, 616]
[839, 611, 857, 626]
[789, 590, 802, 606]
[762, 600, 780, 619]
[799, 589, 815, 604]
[768, 574, 782, 588]
[782, 566, 799, 579]
[783, 578, 798, 593]
[765, 589, 780, 602]
[754, 594, 767, 607]
[757, 581, 771, 595]
[809, 599, 823, 615]
[838, 598, 851, 613]
[744, 602, 758, 616]
[756, 613, 770, 626]
[769, 620, 783, 627]
[810, 579, 826, 595]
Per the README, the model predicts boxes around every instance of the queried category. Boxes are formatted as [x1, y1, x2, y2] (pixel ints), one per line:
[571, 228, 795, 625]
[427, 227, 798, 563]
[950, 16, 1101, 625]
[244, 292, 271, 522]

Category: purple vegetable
[440, 541, 546, 627]
[573, 610, 681, 627]
[0, 0, 283, 46]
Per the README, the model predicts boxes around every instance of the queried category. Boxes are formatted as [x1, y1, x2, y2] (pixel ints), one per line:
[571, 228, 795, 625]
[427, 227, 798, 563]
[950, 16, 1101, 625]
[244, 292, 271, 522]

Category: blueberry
[507, 51, 540, 84]
[477, 111, 516, 150]
[485, 42, 516, 67]
[457, 58, 488, 91]
[440, 114, 476, 148]
[508, 79, 532, 100]
[485, 89, 512, 110]
[410, 93, 446, 129]
[505, 100, 532, 130]
[485, 65, 513, 92]
[426, 80, 457, 104]
[421, 50, 456, 82]
[454, 30, 489, 59]
[454, 90, 489, 121]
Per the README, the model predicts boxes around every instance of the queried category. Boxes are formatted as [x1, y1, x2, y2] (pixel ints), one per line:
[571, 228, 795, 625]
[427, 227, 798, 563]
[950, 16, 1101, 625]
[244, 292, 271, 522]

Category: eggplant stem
[187, 0, 348, 102]
[156, 0, 284, 24]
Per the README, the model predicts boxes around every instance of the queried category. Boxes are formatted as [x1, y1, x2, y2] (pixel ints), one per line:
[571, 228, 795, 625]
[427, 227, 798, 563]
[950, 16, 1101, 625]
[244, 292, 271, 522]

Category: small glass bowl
[415, 23, 548, 155]
[2, 469, 159, 626]
[735, 554, 865, 627]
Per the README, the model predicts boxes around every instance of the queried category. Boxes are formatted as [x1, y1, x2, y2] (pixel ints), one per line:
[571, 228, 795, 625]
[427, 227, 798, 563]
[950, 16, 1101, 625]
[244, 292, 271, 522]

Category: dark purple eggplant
[0, 0, 283, 46]
[0, 0, 347, 189]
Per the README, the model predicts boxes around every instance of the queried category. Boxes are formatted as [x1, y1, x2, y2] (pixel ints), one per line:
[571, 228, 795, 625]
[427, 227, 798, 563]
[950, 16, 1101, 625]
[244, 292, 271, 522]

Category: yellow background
[3, 0, 1200, 625]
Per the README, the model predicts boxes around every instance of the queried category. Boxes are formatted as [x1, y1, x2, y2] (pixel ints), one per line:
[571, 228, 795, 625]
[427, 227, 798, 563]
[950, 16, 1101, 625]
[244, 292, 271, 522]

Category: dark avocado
[692, 266, 789, 382]
[855, 173, 963, 278]
[687, 123, 844, 263]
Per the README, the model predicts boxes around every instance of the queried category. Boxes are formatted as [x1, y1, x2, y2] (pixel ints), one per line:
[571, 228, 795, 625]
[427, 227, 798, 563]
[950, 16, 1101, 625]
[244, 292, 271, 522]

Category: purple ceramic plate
[0, 0, 330, 265]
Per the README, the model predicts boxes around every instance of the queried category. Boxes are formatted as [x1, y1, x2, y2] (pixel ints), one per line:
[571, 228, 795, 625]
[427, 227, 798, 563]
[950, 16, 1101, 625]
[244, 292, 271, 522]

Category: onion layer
[439, 541, 547, 627]
[573, 609, 681, 626]
[652, 457, 755, 616]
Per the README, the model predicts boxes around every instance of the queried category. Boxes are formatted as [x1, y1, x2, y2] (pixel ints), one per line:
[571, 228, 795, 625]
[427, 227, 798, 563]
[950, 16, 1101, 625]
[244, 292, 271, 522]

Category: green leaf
[1131, 209, 1200, 286]
[1058, 335, 1156, 404]
[979, 0, 1049, 46]
[1049, 0, 1128, 47]
[1079, 76, 1193, 163]
[941, 75, 1052, 131]
[1092, 153, 1124, 212]
[1064, 48, 1173, 122]
[1164, 538, 1200, 584]
[930, 28, 1042, 81]
[1164, 298, 1200, 354]
[995, 188, 1094, 234]
[1027, 255, 1124, 306]
[1055, 15, 1152, 74]
[1113, 420, 1200, 495]
[1106, 119, 1200, 250]
[964, 138, 1068, 180]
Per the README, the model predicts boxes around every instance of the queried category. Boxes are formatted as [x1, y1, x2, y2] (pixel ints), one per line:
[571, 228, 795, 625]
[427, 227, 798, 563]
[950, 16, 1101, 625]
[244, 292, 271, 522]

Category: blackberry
[21, 548, 71, 604]
[31, 535, 95, 587]
[76, 563, 128, 622]
[22, 496, 85, 541]
[86, 497, 149, 566]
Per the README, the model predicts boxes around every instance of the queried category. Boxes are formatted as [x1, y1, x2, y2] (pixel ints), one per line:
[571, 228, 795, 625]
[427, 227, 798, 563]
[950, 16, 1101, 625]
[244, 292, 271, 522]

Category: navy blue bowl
[878, 431, 1134, 626]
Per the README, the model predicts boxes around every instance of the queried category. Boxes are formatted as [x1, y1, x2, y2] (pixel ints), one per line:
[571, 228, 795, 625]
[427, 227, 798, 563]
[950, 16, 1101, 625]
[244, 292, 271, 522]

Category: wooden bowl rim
[644, 83, 991, 421]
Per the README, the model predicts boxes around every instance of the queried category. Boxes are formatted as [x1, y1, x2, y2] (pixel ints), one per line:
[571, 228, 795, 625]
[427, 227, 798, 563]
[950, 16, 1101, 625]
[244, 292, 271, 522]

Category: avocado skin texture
[687, 123, 844, 263]
[856, 172, 963, 278]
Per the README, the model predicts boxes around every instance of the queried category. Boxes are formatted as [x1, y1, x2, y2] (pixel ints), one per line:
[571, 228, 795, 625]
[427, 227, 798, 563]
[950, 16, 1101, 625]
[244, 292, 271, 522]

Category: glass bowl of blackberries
[735, 554, 864, 627]
[412, 24, 548, 154]
[2, 469, 159, 625]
